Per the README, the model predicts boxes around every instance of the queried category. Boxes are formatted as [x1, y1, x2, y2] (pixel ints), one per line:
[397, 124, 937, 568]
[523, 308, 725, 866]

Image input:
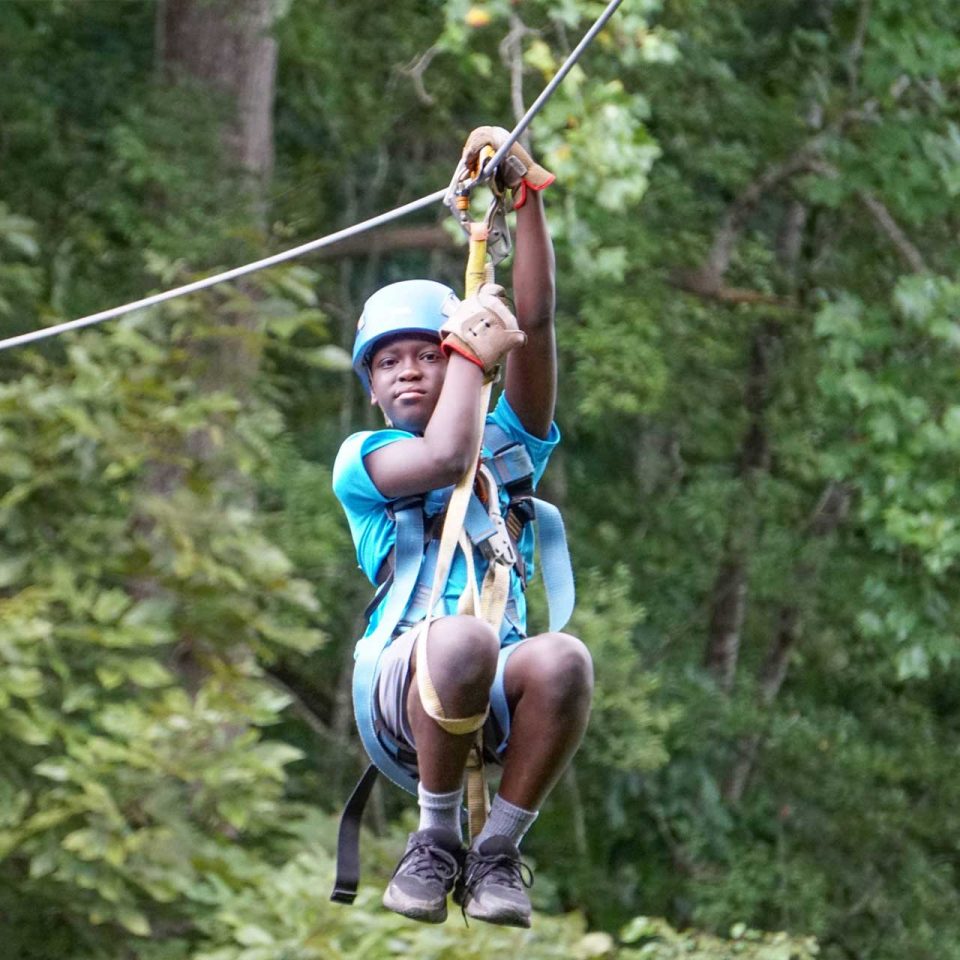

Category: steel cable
[0, 0, 624, 353]
[0, 190, 446, 352]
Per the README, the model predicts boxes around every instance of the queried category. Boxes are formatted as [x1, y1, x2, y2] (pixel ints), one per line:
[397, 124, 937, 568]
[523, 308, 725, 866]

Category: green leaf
[33, 760, 73, 783]
[116, 907, 151, 937]
[91, 590, 130, 625]
[125, 658, 174, 688]
[234, 924, 274, 947]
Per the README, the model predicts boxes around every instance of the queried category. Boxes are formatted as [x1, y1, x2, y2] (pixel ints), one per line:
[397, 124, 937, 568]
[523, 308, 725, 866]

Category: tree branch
[806, 159, 929, 273]
[847, 0, 873, 98]
[776, 199, 808, 290]
[668, 272, 796, 308]
[676, 109, 872, 300]
[499, 15, 536, 149]
[857, 190, 930, 273]
[399, 45, 440, 106]
[687, 151, 825, 294]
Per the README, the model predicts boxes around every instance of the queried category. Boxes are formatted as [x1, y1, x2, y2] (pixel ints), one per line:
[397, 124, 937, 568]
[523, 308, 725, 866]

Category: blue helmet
[352, 279, 460, 393]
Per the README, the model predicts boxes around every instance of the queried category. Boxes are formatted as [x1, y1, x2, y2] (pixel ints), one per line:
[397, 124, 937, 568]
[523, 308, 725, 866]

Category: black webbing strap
[330, 763, 380, 904]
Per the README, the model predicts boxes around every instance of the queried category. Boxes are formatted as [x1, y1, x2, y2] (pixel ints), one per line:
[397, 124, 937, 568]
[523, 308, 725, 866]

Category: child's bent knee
[537, 634, 594, 707]
[430, 615, 499, 661]
[417, 616, 499, 699]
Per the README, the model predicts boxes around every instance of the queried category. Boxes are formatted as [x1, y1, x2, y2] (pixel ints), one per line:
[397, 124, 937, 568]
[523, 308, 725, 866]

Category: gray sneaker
[382, 827, 463, 923]
[457, 835, 534, 927]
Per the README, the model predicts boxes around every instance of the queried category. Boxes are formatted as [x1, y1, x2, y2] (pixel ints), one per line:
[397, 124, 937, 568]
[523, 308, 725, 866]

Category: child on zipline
[333, 127, 593, 928]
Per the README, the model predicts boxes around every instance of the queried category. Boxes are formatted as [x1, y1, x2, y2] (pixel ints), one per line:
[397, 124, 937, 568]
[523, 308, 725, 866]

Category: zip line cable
[0, 191, 446, 353]
[0, 0, 624, 354]
[471, 0, 625, 190]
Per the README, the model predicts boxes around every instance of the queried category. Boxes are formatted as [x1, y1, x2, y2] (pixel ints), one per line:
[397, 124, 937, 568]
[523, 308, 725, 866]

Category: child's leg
[457, 632, 592, 928]
[381, 614, 499, 924]
[496, 631, 593, 809]
[405, 614, 500, 790]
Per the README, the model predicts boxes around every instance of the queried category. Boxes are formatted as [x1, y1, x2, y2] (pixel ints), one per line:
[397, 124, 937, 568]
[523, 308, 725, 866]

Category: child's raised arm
[459, 125, 558, 438]
[507, 190, 557, 439]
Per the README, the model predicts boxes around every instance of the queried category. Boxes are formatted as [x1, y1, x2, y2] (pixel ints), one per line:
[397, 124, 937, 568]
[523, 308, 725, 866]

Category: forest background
[0, 1, 958, 958]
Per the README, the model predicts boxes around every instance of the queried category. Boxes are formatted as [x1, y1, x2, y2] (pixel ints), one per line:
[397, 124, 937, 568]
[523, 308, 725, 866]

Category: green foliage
[4, 0, 960, 958]
[619, 916, 818, 960]
[0, 273, 325, 954]
[449, 0, 668, 275]
[0, 204, 43, 342]
[572, 566, 675, 774]
[815, 276, 960, 678]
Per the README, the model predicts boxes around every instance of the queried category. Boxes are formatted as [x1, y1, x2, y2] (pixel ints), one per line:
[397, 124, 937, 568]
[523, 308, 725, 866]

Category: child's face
[368, 334, 447, 433]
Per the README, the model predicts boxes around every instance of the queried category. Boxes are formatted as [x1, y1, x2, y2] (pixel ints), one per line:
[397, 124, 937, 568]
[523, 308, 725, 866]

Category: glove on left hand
[440, 283, 527, 379]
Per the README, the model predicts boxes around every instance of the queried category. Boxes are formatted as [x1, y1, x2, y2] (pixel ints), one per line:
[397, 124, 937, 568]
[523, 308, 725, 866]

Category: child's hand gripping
[461, 125, 555, 209]
[440, 284, 527, 381]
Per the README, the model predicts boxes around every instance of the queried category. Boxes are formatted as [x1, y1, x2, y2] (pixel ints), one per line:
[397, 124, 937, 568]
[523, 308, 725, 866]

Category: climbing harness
[331, 427, 575, 904]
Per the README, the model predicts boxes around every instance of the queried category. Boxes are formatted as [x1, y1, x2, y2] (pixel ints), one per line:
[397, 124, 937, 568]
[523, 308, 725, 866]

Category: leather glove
[461, 125, 556, 209]
[440, 283, 527, 379]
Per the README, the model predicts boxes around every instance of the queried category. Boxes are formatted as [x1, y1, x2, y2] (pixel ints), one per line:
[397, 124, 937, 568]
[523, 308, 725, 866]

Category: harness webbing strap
[474, 465, 513, 627]
[330, 763, 380, 905]
[424, 462, 513, 838]
[414, 224, 509, 838]
[533, 498, 576, 632]
[465, 742, 490, 839]
[415, 378, 494, 738]
[350, 502, 424, 796]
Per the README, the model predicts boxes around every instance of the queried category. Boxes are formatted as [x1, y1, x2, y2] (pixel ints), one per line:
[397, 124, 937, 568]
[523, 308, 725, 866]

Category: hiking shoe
[382, 827, 463, 923]
[456, 835, 534, 927]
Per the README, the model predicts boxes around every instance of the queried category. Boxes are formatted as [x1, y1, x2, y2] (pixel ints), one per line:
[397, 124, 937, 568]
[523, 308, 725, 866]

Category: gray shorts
[376, 622, 528, 759]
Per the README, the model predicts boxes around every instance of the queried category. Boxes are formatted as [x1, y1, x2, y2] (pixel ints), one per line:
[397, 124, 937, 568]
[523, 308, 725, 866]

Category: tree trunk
[161, 0, 278, 196]
[705, 552, 749, 692]
[704, 325, 775, 690]
[703, 185, 809, 694]
[722, 482, 851, 803]
[144, 0, 281, 687]
[156, 0, 280, 408]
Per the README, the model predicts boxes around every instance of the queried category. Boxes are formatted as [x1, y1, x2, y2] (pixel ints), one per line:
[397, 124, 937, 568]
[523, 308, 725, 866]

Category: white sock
[418, 783, 464, 841]
[473, 793, 538, 848]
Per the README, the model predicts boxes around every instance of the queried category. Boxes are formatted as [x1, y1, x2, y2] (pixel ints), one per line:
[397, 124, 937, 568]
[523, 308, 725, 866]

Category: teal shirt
[332, 394, 560, 640]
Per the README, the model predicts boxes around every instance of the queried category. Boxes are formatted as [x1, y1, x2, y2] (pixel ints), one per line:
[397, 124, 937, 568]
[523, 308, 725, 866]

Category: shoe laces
[394, 837, 460, 884]
[462, 847, 534, 897]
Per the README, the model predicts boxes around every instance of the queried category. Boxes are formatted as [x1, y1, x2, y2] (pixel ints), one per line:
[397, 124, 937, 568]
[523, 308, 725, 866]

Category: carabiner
[443, 145, 512, 267]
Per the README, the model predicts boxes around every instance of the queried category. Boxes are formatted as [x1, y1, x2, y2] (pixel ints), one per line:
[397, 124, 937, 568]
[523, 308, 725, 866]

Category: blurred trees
[1, 0, 958, 958]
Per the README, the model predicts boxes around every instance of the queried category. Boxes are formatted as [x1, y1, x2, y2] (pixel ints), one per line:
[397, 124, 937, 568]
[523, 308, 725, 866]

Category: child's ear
[369, 391, 379, 406]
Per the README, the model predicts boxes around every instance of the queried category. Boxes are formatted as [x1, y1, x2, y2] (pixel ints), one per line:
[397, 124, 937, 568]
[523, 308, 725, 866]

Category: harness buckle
[478, 510, 517, 567]
[508, 494, 535, 525]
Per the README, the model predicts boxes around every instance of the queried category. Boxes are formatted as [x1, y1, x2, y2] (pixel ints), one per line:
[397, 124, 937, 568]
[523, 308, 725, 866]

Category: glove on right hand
[440, 284, 527, 379]
[461, 125, 555, 208]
